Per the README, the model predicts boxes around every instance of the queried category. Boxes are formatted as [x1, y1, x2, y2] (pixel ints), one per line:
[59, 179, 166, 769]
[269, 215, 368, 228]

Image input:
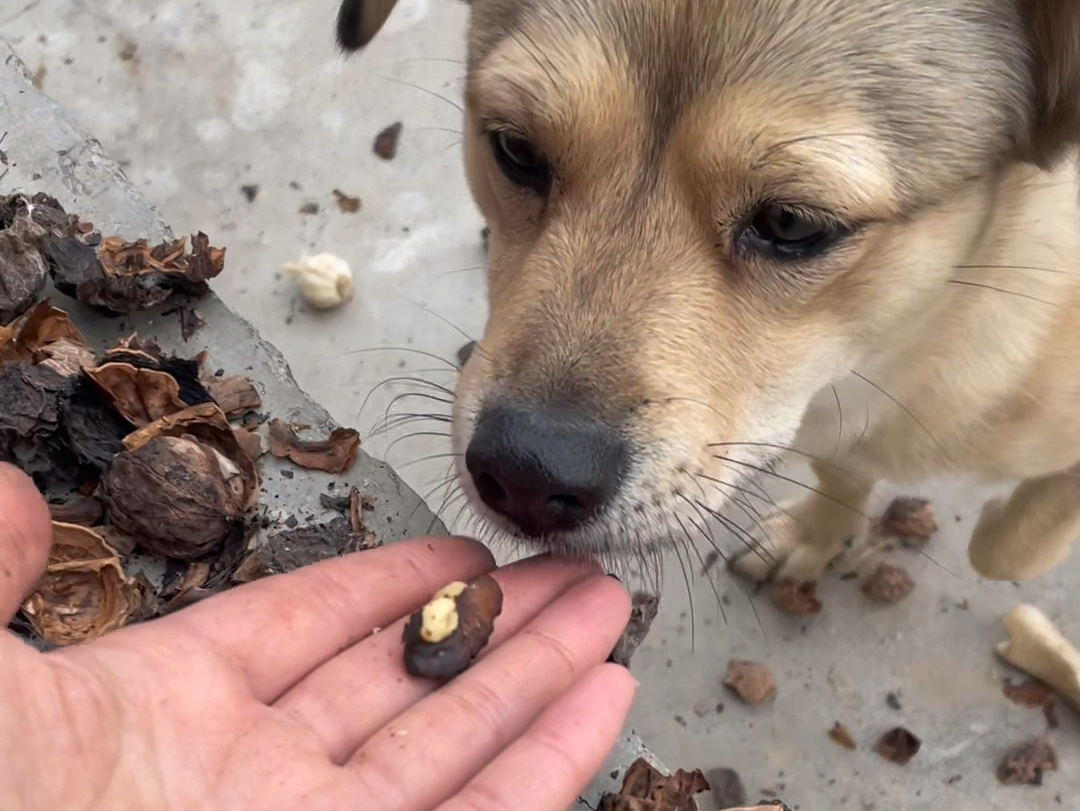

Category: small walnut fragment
[600, 758, 710, 811]
[19, 523, 139, 646]
[861, 563, 916, 604]
[101, 403, 259, 559]
[829, 723, 858, 751]
[878, 497, 938, 546]
[876, 727, 921, 766]
[724, 660, 777, 706]
[373, 122, 403, 160]
[268, 418, 361, 473]
[769, 579, 823, 616]
[402, 575, 503, 680]
[609, 592, 659, 667]
[997, 737, 1057, 786]
[282, 253, 353, 310]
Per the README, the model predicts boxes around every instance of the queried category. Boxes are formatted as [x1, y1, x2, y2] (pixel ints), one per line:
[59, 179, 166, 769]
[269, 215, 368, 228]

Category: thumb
[0, 464, 52, 624]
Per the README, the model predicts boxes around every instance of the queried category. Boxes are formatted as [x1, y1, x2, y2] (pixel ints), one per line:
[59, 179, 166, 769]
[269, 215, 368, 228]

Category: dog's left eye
[739, 204, 850, 260]
[488, 130, 551, 195]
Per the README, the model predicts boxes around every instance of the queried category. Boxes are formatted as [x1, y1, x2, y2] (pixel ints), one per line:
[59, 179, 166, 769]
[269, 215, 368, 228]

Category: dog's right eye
[488, 131, 551, 196]
[738, 204, 851, 261]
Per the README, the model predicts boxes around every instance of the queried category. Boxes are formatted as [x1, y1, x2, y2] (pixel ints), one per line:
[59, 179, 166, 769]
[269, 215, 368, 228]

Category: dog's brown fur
[341, 0, 1080, 583]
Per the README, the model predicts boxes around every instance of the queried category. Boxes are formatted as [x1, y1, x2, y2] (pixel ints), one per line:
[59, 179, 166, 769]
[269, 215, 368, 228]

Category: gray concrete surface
[3, 4, 1079, 810]
[0, 36, 662, 808]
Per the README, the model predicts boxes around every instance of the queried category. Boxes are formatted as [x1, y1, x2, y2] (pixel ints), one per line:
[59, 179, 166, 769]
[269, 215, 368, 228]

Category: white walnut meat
[281, 253, 354, 309]
[402, 575, 503, 679]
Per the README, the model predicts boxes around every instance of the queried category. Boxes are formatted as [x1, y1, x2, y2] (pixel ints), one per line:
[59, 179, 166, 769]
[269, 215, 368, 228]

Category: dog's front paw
[730, 498, 865, 584]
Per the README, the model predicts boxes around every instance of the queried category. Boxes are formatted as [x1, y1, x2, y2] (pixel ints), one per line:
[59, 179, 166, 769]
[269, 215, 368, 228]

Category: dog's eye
[488, 130, 551, 195]
[739, 204, 849, 260]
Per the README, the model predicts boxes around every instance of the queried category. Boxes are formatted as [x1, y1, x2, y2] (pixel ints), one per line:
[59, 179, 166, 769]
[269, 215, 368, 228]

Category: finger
[0, 464, 52, 623]
[436, 664, 637, 811]
[275, 555, 602, 762]
[148, 536, 495, 702]
[344, 575, 630, 811]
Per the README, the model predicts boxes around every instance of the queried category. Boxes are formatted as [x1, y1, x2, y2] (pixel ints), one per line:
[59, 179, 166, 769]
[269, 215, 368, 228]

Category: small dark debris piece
[178, 306, 204, 341]
[769, 579, 823, 616]
[886, 692, 903, 711]
[332, 189, 362, 213]
[861, 563, 916, 604]
[240, 184, 260, 203]
[708, 767, 747, 809]
[997, 737, 1058, 786]
[876, 727, 921, 766]
[373, 122, 403, 160]
[402, 575, 503, 680]
[599, 757, 710, 811]
[480, 225, 490, 250]
[829, 723, 858, 751]
[299, 202, 320, 215]
[319, 492, 352, 513]
[724, 660, 777, 706]
[608, 592, 659, 667]
[879, 497, 938, 546]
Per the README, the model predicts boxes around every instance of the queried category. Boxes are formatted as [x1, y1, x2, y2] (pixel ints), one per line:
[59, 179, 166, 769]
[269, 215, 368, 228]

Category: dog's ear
[1023, 0, 1080, 165]
[336, 0, 471, 53]
[336, 0, 399, 51]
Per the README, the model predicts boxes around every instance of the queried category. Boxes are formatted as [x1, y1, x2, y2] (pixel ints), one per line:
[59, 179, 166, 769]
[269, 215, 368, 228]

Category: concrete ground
[3, 3, 1078, 809]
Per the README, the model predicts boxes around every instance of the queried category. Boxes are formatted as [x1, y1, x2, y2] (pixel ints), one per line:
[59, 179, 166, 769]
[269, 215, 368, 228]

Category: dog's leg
[731, 460, 873, 583]
[968, 466, 1080, 581]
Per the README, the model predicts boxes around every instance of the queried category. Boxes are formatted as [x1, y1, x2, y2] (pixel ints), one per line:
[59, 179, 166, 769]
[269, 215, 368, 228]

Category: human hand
[0, 463, 635, 811]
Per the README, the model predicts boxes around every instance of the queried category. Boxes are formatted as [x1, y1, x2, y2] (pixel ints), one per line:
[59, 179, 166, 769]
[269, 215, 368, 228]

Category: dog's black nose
[465, 404, 629, 538]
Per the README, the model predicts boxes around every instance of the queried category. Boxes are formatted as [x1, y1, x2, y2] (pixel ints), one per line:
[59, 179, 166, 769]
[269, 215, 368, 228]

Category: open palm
[0, 463, 635, 811]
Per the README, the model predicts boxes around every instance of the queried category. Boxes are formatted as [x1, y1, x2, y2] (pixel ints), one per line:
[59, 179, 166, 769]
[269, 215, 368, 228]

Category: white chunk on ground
[997, 603, 1080, 714]
[282, 253, 354, 309]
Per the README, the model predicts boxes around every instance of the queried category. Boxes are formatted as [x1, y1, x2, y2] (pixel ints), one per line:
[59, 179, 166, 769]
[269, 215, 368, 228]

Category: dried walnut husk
[20, 522, 138, 646]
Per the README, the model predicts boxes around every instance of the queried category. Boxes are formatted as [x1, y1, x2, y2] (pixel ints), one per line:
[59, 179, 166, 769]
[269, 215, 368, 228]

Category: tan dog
[339, 0, 1080, 586]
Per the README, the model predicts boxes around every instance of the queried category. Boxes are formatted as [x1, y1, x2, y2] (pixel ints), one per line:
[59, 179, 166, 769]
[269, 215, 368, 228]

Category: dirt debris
[829, 723, 858, 751]
[768, 579, 823, 616]
[373, 122, 403, 160]
[724, 660, 777, 706]
[875, 727, 921, 766]
[878, 497, 938, 546]
[861, 563, 916, 604]
[332, 189, 362, 213]
[997, 737, 1058, 787]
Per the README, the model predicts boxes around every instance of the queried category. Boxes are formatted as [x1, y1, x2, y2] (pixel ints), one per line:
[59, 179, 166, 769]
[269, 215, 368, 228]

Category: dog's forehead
[468, 0, 1032, 197]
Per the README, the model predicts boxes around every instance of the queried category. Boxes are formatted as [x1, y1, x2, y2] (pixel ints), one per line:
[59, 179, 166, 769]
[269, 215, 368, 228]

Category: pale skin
[0, 463, 636, 811]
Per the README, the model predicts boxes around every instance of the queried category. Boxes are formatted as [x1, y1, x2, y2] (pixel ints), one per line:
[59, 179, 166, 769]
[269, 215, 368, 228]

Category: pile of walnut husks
[1, 192, 371, 648]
